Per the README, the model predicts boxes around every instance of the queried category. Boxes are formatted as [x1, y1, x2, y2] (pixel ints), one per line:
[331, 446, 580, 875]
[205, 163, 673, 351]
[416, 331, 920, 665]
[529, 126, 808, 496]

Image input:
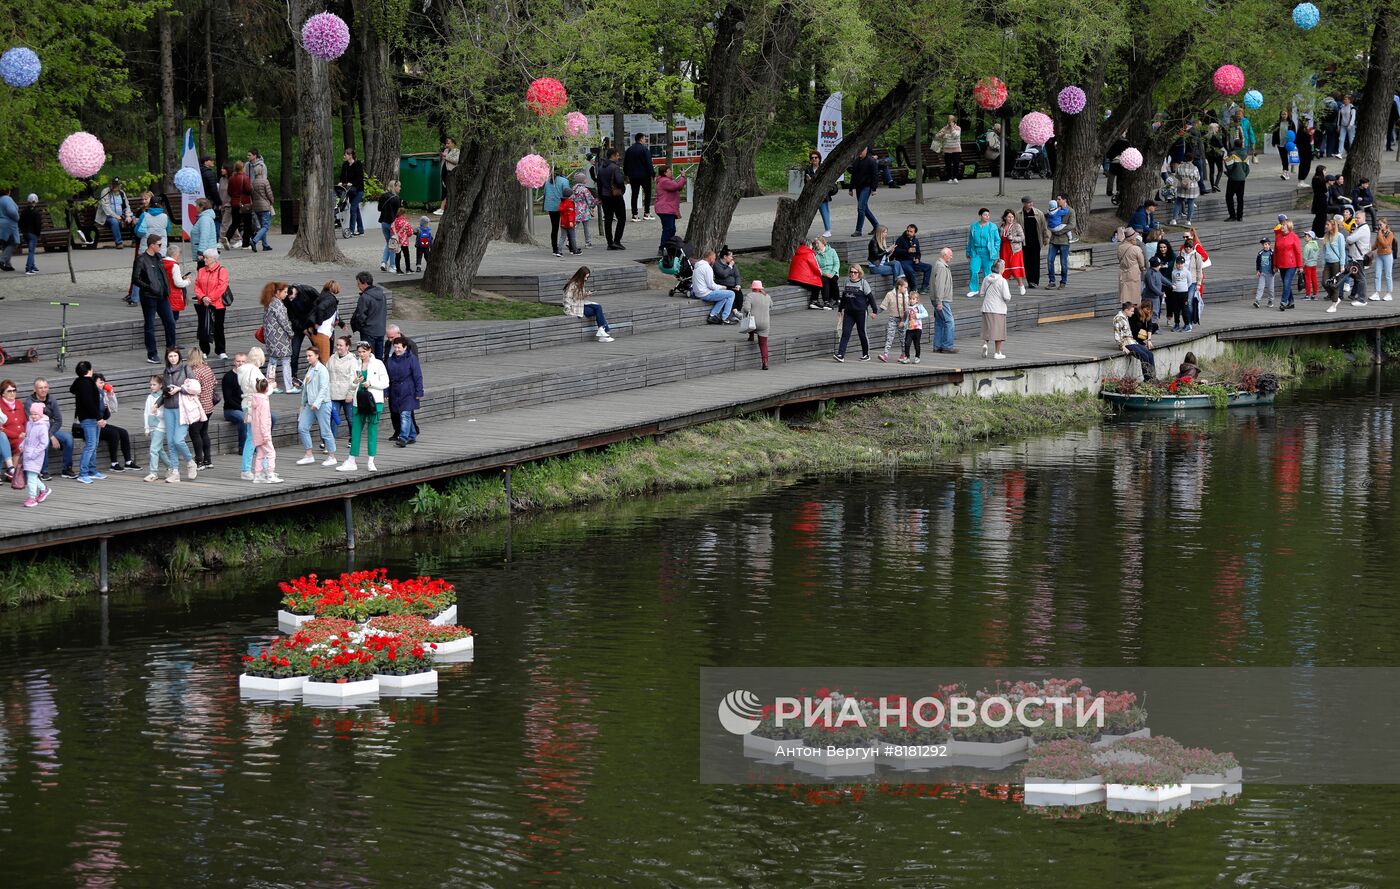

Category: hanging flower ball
[526, 77, 568, 116]
[515, 154, 551, 188]
[1019, 112, 1055, 145]
[1057, 86, 1087, 115]
[1118, 147, 1144, 171]
[973, 76, 1008, 111]
[0, 47, 41, 88]
[564, 111, 589, 138]
[58, 131, 106, 179]
[173, 167, 203, 195]
[301, 12, 351, 62]
[1292, 2, 1320, 29]
[1244, 89, 1264, 110]
[1213, 64, 1245, 96]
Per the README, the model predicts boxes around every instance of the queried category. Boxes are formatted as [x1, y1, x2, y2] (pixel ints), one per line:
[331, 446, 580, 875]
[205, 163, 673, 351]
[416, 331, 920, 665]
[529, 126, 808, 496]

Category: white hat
[26, 193, 37, 203]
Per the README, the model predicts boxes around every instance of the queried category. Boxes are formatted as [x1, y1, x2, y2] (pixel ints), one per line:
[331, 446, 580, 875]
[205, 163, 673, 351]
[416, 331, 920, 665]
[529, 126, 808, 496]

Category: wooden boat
[1099, 390, 1276, 411]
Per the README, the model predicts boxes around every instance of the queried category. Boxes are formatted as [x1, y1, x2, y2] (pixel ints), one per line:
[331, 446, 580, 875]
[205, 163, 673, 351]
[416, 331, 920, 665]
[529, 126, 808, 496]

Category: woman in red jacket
[787, 241, 824, 309]
[1, 379, 23, 483]
[225, 160, 253, 248]
[1273, 220, 1303, 311]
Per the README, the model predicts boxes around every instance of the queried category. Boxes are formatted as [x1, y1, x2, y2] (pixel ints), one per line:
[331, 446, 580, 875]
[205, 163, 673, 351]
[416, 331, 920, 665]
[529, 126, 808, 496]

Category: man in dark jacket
[598, 150, 627, 249]
[624, 133, 654, 222]
[351, 270, 389, 359]
[892, 224, 932, 293]
[847, 146, 880, 238]
[713, 247, 743, 315]
[132, 234, 176, 364]
[1129, 201, 1157, 236]
[201, 157, 222, 210]
[221, 354, 248, 452]
[1106, 135, 1130, 200]
[287, 284, 319, 379]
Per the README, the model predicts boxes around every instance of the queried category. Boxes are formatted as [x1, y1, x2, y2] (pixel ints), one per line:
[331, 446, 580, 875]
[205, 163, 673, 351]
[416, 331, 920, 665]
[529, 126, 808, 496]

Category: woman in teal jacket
[542, 170, 572, 257]
[190, 199, 219, 267]
[813, 236, 841, 308]
[965, 208, 1001, 296]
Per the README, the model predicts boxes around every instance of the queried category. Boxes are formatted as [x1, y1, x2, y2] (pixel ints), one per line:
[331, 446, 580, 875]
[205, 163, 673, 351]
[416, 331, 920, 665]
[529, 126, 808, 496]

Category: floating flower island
[241, 571, 474, 703]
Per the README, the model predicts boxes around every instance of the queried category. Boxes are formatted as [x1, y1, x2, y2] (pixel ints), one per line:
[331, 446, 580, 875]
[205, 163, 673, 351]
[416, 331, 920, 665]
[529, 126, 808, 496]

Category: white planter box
[1188, 781, 1242, 802]
[428, 635, 474, 656]
[1094, 727, 1150, 747]
[1183, 766, 1242, 785]
[791, 744, 878, 779]
[375, 670, 439, 693]
[947, 735, 1031, 757]
[1106, 782, 1192, 814]
[239, 673, 307, 695]
[1024, 777, 1107, 806]
[302, 677, 380, 701]
[277, 610, 316, 633]
[429, 605, 457, 626]
[743, 734, 806, 760]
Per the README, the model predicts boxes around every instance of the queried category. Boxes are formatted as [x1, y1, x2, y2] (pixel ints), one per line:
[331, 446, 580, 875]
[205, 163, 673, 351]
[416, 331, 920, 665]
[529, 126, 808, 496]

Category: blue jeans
[367, 335, 386, 362]
[42, 429, 73, 474]
[240, 410, 277, 472]
[106, 216, 124, 247]
[583, 303, 609, 331]
[1280, 267, 1297, 307]
[79, 419, 100, 478]
[1173, 196, 1196, 223]
[1048, 244, 1070, 284]
[659, 214, 676, 253]
[700, 289, 735, 318]
[934, 303, 955, 350]
[1374, 253, 1394, 294]
[348, 189, 364, 234]
[141, 295, 177, 362]
[969, 253, 995, 292]
[298, 403, 335, 453]
[854, 187, 878, 235]
[24, 233, 37, 273]
[397, 410, 418, 443]
[224, 408, 246, 452]
[867, 261, 902, 282]
[381, 222, 395, 264]
[164, 407, 192, 468]
[253, 210, 272, 248]
[1125, 343, 1155, 375]
[899, 260, 932, 292]
[818, 200, 831, 232]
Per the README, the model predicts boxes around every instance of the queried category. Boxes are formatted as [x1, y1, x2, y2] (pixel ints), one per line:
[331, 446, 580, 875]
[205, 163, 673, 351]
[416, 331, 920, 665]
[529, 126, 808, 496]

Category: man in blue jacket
[1129, 200, 1156, 237]
[624, 133, 654, 222]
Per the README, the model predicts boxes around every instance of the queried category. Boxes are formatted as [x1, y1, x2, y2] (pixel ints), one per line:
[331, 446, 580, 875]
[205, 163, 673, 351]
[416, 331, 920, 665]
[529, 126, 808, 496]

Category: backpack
[417, 233, 432, 249]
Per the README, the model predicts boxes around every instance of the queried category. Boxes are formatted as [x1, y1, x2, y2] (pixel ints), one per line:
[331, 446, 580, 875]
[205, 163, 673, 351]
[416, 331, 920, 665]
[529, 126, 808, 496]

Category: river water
[2, 371, 1398, 887]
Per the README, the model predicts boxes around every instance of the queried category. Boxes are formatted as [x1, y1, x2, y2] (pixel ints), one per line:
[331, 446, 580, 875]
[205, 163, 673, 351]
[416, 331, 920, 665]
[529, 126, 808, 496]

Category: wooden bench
[903, 139, 997, 181]
[870, 148, 910, 186]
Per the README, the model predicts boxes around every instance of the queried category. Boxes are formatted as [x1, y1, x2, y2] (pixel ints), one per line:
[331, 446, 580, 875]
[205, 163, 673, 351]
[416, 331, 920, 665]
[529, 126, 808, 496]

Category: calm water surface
[2, 371, 1399, 888]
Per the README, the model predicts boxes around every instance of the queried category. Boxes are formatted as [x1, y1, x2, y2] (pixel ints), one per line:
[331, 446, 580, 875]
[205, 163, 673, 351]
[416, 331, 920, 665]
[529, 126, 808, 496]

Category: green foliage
[0, 0, 165, 197]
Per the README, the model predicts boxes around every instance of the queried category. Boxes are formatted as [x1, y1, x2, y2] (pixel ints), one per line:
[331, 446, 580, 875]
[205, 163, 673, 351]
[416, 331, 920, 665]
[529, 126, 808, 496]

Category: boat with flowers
[1100, 369, 1280, 412]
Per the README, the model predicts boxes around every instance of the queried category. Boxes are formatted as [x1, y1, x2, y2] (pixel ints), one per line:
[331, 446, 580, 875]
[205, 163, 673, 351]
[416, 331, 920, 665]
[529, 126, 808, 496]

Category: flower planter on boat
[1023, 776, 1107, 807]
[1105, 782, 1192, 814]
[374, 669, 439, 694]
[302, 677, 380, 701]
[238, 673, 307, 696]
[277, 610, 316, 633]
[429, 605, 457, 626]
[431, 634, 473, 656]
[1094, 727, 1151, 748]
[1184, 766, 1244, 801]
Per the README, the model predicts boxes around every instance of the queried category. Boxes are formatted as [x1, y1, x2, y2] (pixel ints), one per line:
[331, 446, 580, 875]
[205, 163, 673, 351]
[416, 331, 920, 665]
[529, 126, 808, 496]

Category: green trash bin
[398, 153, 443, 206]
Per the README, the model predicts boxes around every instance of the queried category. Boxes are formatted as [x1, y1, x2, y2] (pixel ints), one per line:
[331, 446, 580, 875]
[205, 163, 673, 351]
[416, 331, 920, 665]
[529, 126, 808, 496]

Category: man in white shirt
[690, 249, 736, 324]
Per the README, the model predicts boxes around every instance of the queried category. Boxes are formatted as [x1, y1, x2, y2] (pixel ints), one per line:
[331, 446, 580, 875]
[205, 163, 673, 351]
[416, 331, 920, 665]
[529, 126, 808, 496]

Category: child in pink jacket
[249, 378, 281, 484]
[391, 208, 415, 274]
[21, 403, 53, 506]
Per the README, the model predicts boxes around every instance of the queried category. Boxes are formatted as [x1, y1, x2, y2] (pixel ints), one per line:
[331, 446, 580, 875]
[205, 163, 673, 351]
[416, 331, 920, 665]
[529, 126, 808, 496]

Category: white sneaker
[218, 353, 229, 360]
[322, 456, 338, 466]
[966, 291, 978, 298]
[994, 352, 1006, 359]
[434, 207, 444, 215]
[1352, 300, 1367, 307]
[165, 470, 180, 484]
[982, 342, 989, 357]
[1326, 303, 1338, 312]
[379, 263, 387, 272]
[597, 334, 614, 343]
[296, 456, 316, 465]
[187, 463, 197, 480]
[1019, 284, 1026, 295]
[336, 458, 357, 472]
[822, 230, 832, 238]
[239, 471, 255, 480]
[252, 475, 266, 484]
[1385, 293, 1394, 301]
[266, 474, 284, 484]
[143, 473, 158, 482]
[1370, 294, 1381, 301]
[366, 458, 377, 472]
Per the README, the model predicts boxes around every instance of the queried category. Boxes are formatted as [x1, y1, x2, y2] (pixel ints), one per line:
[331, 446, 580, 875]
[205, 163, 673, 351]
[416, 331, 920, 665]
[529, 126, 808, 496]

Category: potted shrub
[1023, 743, 1106, 806]
[366, 614, 474, 656]
[367, 633, 439, 694]
[239, 639, 312, 695]
[302, 642, 381, 701]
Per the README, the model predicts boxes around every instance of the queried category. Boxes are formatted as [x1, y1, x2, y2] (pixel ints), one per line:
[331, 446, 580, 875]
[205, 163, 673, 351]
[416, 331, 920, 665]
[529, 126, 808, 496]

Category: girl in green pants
[336, 341, 389, 473]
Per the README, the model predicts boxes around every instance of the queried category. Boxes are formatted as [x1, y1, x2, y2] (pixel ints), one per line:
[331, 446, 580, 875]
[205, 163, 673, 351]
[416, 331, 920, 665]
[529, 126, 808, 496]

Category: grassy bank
[0, 390, 1107, 608]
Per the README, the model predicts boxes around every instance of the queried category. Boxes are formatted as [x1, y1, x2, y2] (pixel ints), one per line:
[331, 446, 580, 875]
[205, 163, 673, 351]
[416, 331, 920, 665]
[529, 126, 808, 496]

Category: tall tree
[158, 9, 181, 190]
[355, 0, 403, 181]
[1342, 2, 1396, 187]
[287, 0, 347, 262]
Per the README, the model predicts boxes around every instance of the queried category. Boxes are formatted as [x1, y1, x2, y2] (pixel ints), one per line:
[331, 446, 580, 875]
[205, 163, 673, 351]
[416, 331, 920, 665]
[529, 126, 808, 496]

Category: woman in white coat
[336, 340, 389, 473]
[979, 259, 1012, 359]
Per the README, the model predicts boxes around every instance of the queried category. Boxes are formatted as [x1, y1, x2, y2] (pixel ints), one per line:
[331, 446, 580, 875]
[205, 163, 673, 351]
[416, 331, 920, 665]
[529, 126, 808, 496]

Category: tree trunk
[288, 0, 347, 263]
[279, 103, 295, 206]
[421, 137, 515, 298]
[159, 11, 180, 190]
[769, 74, 932, 260]
[502, 187, 533, 244]
[199, 4, 214, 160]
[341, 92, 357, 152]
[1117, 113, 1165, 222]
[612, 110, 625, 159]
[356, 0, 402, 182]
[913, 105, 924, 203]
[1343, 3, 1396, 187]
[1051, 74, 1107, 227]
[146, 100, 162, 176]
[686, 1, 802, 252]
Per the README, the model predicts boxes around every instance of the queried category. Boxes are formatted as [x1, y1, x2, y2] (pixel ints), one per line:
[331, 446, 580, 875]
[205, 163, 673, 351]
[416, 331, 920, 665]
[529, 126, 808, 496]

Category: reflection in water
[0, 370, 1399, 885]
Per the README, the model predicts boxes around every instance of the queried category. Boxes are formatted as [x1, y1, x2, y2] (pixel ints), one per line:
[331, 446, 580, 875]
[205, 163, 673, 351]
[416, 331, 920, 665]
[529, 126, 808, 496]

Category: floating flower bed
[365, 614, 474, 655]
[279, 569, 456, 621]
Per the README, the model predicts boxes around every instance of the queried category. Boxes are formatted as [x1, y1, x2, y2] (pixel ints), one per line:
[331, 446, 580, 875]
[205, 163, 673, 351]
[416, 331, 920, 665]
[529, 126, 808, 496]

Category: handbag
[744, 314, 757, 332]
[223, 285, 234, 306]
[254, 326, 265, 343]
[355, 384, 376, 415]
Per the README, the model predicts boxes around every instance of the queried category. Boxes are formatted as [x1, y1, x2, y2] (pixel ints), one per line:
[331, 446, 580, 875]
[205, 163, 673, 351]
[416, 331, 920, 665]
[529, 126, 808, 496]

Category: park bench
[902, 139, 998, 181]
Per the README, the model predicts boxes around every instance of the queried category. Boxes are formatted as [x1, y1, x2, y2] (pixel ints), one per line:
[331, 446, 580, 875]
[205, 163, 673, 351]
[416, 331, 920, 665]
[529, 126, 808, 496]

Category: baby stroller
[1010, 144, 1051, 179]
[333, 184, 351, 239]
[660, 236, 694, 297]
[1155, 172, 1178, 204]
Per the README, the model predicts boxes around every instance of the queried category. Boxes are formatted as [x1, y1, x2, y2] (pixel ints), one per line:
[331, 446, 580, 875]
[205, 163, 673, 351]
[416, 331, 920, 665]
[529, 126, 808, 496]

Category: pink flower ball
[1019, 112, 1055, 146]
[515, 154, 551, 188]
[58, 131, 106, 179]
[526, 77, 568, 116]
[1117, 147, 1143, 171]
[1213, 64, 1244, 96]
[1057, 86, 1087, 115]
[301, 12, 350, 61]
[973, 76, 1008, 111]
[564, 111, 589, 138]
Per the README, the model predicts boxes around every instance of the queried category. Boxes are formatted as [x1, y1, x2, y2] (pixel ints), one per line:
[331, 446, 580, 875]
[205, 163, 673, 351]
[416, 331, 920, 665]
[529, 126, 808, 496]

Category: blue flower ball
[0, 47, 41, 88]
[173, 166, 204, 195]
[1244, 90, 1264, 110]
[1292, 3, 1320, 29]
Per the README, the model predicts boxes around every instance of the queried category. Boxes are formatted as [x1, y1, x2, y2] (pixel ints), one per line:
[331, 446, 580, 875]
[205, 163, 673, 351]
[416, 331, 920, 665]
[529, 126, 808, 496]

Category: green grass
[735, 255, 794, 284]
[1, 389, 1107, 607]
[388, 287, 562, 322]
